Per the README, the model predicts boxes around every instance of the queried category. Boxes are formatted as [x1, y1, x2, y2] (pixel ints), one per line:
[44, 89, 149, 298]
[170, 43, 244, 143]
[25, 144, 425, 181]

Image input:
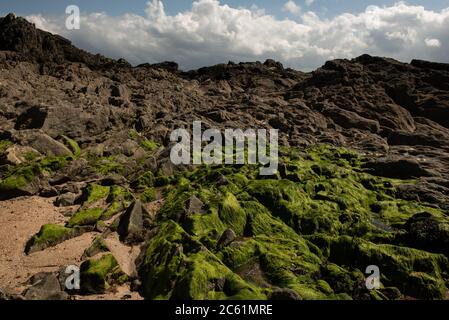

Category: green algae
[25, 224, 87, 254]
[61, 135, 81, 157]
[140, 187, 156, 203]
[140, 221, 266, 300]
[138, 144, 449, 300]
[68, 184, 133, 227]
[67, 208, 103, 227]
[0, 139, 12, 153]
[80, 253, 126, 294]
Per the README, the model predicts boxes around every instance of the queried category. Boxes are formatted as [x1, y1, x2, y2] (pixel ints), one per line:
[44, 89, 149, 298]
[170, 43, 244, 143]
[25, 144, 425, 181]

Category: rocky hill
[1, 14, 449, 300]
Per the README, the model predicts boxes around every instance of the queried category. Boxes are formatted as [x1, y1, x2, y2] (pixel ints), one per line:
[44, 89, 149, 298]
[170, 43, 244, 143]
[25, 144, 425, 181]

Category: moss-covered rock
[68, 184, 133, 227]
[80, 183, 110, 205]
[67, 208, 103, 227]
[0, 139, 12, 153]
[140, 221, 266, 300]
[140, 187, 156, 203]
[82, 236, 110, 259]
[80, 253, 127, 294]
[61, 135, 81, 157]
[25, 224, 90, 254]
[142, 144, 449, 300]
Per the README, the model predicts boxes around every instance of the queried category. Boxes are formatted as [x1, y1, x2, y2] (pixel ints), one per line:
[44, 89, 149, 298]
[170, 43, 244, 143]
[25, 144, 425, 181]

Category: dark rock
[269, 288, 302, 300]
[39, 186, 58, 197]
[118, 200, 146, 244]
[23, 272, 68, 300]
[401, 212, 449, 256]
[216, 228, 236, 249]
[215, 174, 229, 186]
[362, 157, 434, 179]
[13, 131, 72, 157]
[54, 192, 78, 207]
[131, 279, 142, 292]
[184, 196, 205, 215]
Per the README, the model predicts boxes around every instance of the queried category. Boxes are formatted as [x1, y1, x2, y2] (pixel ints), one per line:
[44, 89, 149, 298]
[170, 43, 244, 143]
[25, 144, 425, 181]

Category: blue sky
[1, 0, 449, 18]
[2, 1, 449, 70]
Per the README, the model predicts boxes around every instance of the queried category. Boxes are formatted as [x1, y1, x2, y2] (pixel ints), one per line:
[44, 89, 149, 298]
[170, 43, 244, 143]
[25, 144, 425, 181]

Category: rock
[149, 61, 179, 72]
[23, 272, 68, 300]
[322, 105, 380, 133]
[401, 212, 449, 256]
[2, 145, 40, 165]
[110, 84, 129, 99]
[215, 174, 229, 186]
[25, 224, 93, 254]
[0, 288, 22, 300]
[396, 182, 448, 206]
[264, 59, 284, 70]
[39, 186, 58, 197]
[216, 228, 236, 249]
[184, 196, 205, 215]
[0, 174, 42, 200]
[54, 192, 78, 207]
[131, 279, 142, 292]
[13, 131, 72, 157]
[362, 157, 433, 179]
[118, 200, 146, 244]
[80, 254, 127, 294]
[2, 14, 449, 302]
[269, 288, 302, 300]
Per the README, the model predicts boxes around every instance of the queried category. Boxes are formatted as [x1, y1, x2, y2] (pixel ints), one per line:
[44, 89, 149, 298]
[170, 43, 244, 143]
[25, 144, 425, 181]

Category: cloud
[425, 38, 442, 47]
[25, 0, 449, 71]
[283, 1, 302, 16]
[305, 0, 315, 6]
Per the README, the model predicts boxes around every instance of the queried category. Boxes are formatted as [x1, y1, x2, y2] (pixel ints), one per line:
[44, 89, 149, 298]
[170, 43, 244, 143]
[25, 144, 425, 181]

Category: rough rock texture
[1, 15, 449, 300]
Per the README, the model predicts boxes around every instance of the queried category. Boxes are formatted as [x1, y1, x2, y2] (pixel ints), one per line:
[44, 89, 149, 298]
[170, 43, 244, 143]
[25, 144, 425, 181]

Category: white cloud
[305, 0, 315, 6]
[425, 38, 442, 47]
[26, 0, 449, 71]
[283, 1, 302, 16]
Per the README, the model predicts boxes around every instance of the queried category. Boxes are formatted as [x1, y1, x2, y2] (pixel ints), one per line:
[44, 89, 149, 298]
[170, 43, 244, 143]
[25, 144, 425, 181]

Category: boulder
[216, 228, 236, 249]
[13, 131, 72, 157]
[362, 157, 434, 179]
[269, 288, 302, 300]
[23, 272, 68, 300]
[54, 192, 78, 207]
[118, 200, 146, 244]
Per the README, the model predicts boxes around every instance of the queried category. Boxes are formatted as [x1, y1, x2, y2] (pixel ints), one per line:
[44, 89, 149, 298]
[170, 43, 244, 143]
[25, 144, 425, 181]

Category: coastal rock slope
[1, 14, 449, 300]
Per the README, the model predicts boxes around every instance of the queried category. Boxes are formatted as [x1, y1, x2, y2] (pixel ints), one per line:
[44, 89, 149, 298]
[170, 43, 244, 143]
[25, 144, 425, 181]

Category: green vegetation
[25, 224, 85, 254]
[140, 187, 156, 203]
[67, 208, 103, 227]
[139, 144, 449, 300]
[95, 156, 125, 175]
[0, 139, 12, 153]
[80, 253, 127, 294]
[132, 171, 154, 189]
[141, 139, 160, 153]
[0, 155, 69, 193]
[83, 236, 110, 258]
[61, 135, 81, 157]
[0, 165, 36, 191]
[24, 151, 39, 161]
[67, 183, 133, 227]
[141, 221, 266, 300]
[129, 129, 160, 153]
[19, 143, 449, 300]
